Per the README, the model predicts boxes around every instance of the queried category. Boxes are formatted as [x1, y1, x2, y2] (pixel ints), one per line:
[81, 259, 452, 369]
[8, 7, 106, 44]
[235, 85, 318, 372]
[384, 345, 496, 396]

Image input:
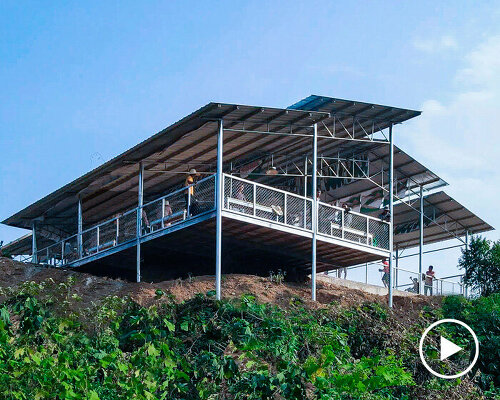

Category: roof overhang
[2, 97, 443, 243]
[391, 191, 494, 249]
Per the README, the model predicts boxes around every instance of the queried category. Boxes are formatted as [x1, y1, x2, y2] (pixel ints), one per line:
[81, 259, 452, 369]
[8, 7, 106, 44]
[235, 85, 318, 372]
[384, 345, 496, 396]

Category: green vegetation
[459, 236, 500, 296]
[0, 278, 497, 399]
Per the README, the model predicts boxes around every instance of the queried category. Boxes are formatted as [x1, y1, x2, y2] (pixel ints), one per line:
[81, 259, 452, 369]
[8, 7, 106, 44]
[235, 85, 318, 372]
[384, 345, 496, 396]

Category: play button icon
[440, 336, 462, 361]
[419, 319, 479, 379]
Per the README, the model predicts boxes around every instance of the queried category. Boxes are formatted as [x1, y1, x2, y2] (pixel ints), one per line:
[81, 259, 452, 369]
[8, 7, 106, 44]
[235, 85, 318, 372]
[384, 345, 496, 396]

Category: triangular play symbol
[440, 336, 462, 361]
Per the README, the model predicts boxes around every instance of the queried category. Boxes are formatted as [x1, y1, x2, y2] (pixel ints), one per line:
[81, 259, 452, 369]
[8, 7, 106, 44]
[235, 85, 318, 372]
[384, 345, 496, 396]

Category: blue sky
[1, 1, 499, 285]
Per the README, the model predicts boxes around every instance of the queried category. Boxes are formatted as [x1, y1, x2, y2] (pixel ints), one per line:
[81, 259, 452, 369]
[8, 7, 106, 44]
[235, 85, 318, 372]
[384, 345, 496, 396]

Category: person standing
[379, 258, 390, 288]
[424, 265, 435, 296]
[184, 168, 200, 215]
[337, 266, 347, 279]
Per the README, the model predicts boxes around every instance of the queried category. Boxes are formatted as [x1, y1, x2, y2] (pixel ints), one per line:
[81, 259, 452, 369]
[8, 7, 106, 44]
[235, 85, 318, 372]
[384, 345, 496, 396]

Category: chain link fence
[224, 175, 312, 229]
[31, 173, 389, 267]
[318, 202, 390, 250]
[32, 175, 215, 267]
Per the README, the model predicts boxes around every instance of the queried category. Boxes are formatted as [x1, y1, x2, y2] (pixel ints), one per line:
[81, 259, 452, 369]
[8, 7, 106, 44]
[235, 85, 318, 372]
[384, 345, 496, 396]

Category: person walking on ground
[379, 259, 390, 288]
[424, 265, 435, 296]
[337, 267, 347, 279]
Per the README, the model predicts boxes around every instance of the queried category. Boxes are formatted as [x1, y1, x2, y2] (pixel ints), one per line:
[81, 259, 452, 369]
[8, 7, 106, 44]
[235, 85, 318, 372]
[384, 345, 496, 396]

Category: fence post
[161, 198, 165, 229]
[284, 193, 287, 224]
[97, 227, 100, 252]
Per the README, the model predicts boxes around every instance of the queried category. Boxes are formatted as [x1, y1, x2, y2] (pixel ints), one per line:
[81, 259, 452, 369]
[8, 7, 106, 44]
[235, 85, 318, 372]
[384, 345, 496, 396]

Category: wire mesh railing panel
[318, 203, 343, 238]
[36, 248, 49, 264]
[286, 194, 307, 229]
[256, 186, 285, 223]
[305, 199, 312, 230]
[117, 210, 137, 244]
[143, 200, 162, 231]
[193, 175, 215, 214]
[343, 213, 368, 243]
[224, 175, 255, 216]
[369, 219, 390, 250]
[47, 243, 62, 266]
[82, 228, 98, 256]
[99, 219, 119, 251]
[63, 235, 79, 264]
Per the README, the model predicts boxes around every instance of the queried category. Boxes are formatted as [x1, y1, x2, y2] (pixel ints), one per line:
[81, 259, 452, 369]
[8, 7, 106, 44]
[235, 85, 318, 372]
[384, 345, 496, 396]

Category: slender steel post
[388, 124, 394, 307]
[31, 221, 37, 263]
[136, 162, 144, 283]
[77, 197, 83, 259]
[304, 156, 308, 196]
[419, 185, 424, 295]
[395, 245, 399, 289]
[216, 119, 224, 300]
[365, 262, 368, 284]
[312, 123, 318, 301]
[464, 230, 469, 298]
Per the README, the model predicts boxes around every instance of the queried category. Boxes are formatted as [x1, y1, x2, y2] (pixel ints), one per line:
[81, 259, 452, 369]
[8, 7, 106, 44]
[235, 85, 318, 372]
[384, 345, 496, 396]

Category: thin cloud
[402, 34, 500, 234]
[413, 35, 458, 53]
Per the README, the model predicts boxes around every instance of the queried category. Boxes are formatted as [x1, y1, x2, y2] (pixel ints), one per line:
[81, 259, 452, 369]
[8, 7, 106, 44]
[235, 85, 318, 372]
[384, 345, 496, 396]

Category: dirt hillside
[0, 257, 439, 313]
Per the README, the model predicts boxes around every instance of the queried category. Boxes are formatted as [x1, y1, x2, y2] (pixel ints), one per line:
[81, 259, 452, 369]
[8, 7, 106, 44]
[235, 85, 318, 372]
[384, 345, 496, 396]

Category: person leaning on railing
[184, 168, 200, 216]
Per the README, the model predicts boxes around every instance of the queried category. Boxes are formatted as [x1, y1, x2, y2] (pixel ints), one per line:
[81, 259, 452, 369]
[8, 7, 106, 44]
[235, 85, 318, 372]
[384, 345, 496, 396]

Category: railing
[345, 262, 466, 297]
[394, 265, 464, 296]
[34, 175, 216, 267]
[223, 174, 390, 251]
[223, 174, 313, 230]
[32, 173, 390, 267]
[318, 202, 390, 250]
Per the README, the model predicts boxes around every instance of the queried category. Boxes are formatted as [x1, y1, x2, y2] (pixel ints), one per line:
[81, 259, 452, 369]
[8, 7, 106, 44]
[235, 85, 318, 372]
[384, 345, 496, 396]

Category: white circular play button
[419, 319, 479, 379]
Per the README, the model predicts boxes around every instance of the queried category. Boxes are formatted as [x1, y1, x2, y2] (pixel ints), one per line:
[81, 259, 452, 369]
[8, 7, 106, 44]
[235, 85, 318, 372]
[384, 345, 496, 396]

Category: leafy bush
[0, 278, 492, 399]
[459, 236, 500, 296]
[442, 294, 500, 389]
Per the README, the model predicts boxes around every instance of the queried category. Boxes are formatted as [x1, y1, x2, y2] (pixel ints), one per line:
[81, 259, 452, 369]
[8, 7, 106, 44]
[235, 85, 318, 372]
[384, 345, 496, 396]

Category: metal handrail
[34, 176, 216, 263]
[33, 173, 391, 266]
[223, 173, 308, 200]
[317, 200, 391, 225]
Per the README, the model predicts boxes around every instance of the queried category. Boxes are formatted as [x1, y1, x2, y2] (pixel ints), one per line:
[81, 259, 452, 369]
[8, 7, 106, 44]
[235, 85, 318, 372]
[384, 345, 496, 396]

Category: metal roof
[0, 233, 54, 257]
[289, 94, 421, 127]
[2, 103, 327, 234]
[391, 191, 494, 249]
[2, 98, 443, 246]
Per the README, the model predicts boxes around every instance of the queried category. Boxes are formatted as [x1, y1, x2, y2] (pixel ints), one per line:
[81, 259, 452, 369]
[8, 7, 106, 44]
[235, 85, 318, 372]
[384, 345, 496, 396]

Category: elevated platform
[27, 174, 390, 281]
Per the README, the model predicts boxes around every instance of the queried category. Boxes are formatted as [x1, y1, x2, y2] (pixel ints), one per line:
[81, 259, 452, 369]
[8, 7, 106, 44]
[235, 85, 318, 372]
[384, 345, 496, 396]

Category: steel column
[388, 124, 394, 307]
[31, 221, 37, 263]
[311, 123, 318, 301]
[464, 230, 469, 298]
[419, 185, 424, 295]
[395, 246, 399, 289]
[304, 156, 308, 196]
[136, 162, 144, 283]
[77, 197, 83, 259]
[216, 119, 224, 300]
